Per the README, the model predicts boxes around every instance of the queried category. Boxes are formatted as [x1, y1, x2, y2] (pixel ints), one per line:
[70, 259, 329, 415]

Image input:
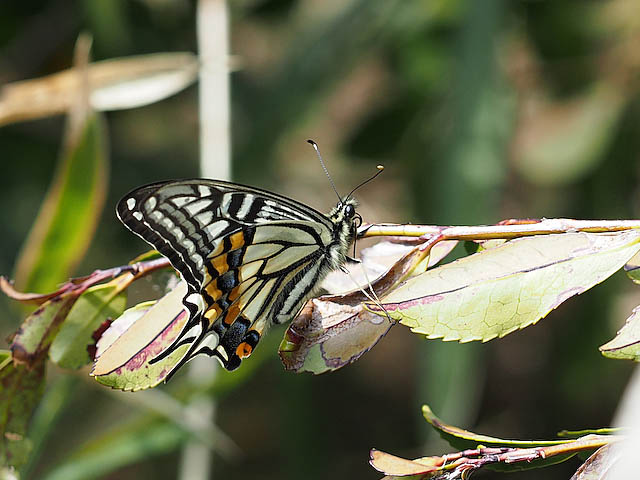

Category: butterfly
[116, 160, 379, 377]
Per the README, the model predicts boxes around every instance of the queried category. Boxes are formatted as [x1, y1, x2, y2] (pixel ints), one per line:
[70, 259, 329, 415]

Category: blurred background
[2, 0, 640, 479]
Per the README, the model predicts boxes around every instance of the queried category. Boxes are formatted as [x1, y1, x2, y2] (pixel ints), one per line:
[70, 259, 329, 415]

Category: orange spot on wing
[224, 303, 241, 326]
[236, 342, 253, 359]
[204, 304, 222, 327]
[228, 285, 241, 301]
[208, 241, 224, 258]
[230, 231, 244, 250]
[205, 282, 222, 300]
[211, 254, 229, 275]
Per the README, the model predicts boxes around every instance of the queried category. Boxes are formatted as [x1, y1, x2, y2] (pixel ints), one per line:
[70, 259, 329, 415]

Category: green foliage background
[2, 1, 640, 479]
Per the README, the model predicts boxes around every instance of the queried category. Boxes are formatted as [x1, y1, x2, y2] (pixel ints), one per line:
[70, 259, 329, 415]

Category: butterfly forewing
[116, 179, 348, 376]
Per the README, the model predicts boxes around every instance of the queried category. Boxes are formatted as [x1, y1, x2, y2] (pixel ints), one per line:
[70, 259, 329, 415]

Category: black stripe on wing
[117, 182, 236, 289]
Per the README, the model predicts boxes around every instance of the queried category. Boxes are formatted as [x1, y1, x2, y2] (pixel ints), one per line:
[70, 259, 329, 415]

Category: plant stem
[360, 218, 640, 241]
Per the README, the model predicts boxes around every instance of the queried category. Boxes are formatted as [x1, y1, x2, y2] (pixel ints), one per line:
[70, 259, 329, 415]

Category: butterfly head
[330, 197, 359, 225]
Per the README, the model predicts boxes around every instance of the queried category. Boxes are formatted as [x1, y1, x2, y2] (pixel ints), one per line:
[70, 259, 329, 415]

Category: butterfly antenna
[307, 139, 342, 202]
[345, 165, 384, 201]
[342, 264, 392, 323]
[360, 262, 392, 322]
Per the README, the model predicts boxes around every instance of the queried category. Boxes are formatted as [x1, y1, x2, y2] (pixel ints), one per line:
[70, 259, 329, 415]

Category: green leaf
[13, 112, 108, 294]
[376, 231, 640, 342]
[512, 84, 626, 186]
[91, 282, 190, 391]
[236, 0, 403, 184]
[558, 427, 621, 438]
[624, 251, 640, 283]
[11, 292, 80, 366]
[423, 405, 567, 450]
[0, 357, 46, 469]
[600, 305, 640, 361]
[422, 405, 584, 471]
[49, 282, 127, 369]
[41, 418, 188, 480]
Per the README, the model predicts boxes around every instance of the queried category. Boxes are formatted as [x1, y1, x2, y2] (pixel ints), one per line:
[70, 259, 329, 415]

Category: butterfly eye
[345, 204, 356, 218]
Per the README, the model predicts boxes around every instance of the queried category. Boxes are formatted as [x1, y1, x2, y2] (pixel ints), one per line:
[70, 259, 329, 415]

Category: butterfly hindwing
[116, 179, 344, 375]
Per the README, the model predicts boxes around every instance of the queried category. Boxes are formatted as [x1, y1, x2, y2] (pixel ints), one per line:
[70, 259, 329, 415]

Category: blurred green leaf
[0, 53, 198, 126]
[13, 113, 108, 294]
[512, 85, 625, 186]
[558, 428, 620, 438]
[21, 376, 79, 479]
[236, 0, 403, 183]
[41, 418, 188, 480]
[49, 281, 127, 369]
[0, 355, 46, 470]
[377, 231, 640, 342]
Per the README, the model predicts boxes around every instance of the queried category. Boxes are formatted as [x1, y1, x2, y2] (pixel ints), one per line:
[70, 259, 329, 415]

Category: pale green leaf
[49, 283, 127, 369]
[92, 282, 189, 391]
[600, 305, 640, 361]
[376, 231, 640, 342]
[624, 251, 640, 284]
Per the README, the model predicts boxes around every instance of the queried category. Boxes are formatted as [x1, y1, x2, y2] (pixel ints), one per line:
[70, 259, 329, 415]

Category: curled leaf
[279, 240, 434, 374]
[600, 306, 640, 361]
[279, 299, 394, 374]
[369, 449, 439, 476]
[570, 444, 618, 480]
[624, 251, 640, 284]
[92, 282, 190, 391]
[0, 52, 199, 125]
[322, 240, 457, 294]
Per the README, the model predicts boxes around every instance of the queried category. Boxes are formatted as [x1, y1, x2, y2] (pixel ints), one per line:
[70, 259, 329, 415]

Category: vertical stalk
[178, 1, 230, 479]
[197, 0, 231, 181]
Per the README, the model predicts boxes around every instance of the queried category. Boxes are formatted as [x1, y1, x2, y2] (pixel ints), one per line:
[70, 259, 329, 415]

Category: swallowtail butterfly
[117, 152, 380, 376]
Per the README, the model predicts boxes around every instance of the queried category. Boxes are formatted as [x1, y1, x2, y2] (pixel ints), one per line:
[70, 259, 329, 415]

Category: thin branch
[359, 218, 640, 241]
